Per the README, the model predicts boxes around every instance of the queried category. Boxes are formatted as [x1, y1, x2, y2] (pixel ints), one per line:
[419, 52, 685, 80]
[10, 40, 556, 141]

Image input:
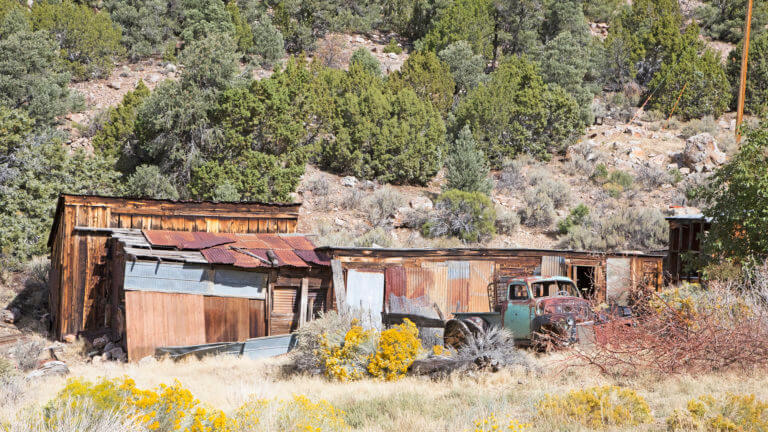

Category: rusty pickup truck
[444, 276, 594, 349]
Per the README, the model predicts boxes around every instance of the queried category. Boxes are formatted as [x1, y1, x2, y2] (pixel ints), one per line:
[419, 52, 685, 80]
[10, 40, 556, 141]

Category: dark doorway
[575, 266, 596, 299]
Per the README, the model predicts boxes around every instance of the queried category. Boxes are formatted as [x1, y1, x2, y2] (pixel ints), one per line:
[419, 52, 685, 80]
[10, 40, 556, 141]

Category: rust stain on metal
[143, 230, 236, 249]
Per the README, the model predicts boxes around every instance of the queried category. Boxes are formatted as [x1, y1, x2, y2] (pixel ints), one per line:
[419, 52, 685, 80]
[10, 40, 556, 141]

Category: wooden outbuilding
[47, 194, 301, 340]
[323, 247, 664, 320]
[666, 214, 712, 284]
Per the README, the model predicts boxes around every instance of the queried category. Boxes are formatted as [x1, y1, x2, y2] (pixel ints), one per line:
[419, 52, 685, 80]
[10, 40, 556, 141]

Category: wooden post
[736, 0, 754, 142]
[298, 277, 308, 327]
[331, 259, 346, 311]
[266, 269, 276, 336]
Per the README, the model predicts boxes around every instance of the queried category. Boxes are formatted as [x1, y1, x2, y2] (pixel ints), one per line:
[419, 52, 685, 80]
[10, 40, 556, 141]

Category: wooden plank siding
[48, 194, 300, 340]
[125, 291, 206, 360]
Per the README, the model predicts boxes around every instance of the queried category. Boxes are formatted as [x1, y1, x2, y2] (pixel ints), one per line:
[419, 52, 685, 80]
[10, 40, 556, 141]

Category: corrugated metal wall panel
[405, 267, 432, 299]
[422, 263, 449, 319]
[123, 262, 267, 299]
[447, 261, 470, 314]
[124, 291, 206, 360]
[468, 261, 494, 312]
[385, 266, 407, 303]
[606, 258, 631, 304]
[541, 256, 567, 277]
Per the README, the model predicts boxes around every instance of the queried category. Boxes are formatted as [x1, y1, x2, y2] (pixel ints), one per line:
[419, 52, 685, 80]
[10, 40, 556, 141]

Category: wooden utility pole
[736, 0, 754, 142]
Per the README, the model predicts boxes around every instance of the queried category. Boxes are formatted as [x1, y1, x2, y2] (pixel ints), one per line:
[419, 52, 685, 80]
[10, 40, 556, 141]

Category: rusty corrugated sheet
[280, 235, 316, 250]
[272, 250, 310, 268]
[293, 249, 331, 266]
[468, 261, 494, 312]
[405, 266, 430, 299]
[143, 231, 236, 249]
[201, 248, 236, 265]
[422, 262, 448, 319]
[385, 266, 407, 303]
[447, 261, 470, 313]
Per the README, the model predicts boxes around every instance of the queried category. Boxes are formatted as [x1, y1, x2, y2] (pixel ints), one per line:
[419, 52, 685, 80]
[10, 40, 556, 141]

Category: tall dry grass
[5, 353, 768, 431]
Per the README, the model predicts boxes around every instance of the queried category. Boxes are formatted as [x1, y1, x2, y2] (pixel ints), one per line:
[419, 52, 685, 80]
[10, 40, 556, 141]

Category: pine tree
[443, 125, 492, 195]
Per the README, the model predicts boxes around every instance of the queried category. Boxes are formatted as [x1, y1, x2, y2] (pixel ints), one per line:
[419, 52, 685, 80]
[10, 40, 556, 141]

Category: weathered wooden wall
[48, 194, 300, 339]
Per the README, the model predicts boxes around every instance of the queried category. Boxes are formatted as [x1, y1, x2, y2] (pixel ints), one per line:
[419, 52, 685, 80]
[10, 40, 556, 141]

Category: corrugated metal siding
[420, 263, 448, 318]
[448, 261, 470, 314]
[123, 261, 267, 299]
[541, 256, 567, 277]
[124, 291, 206, 360]
[468, 261, 494, 312]
[385, 266, 407, 304]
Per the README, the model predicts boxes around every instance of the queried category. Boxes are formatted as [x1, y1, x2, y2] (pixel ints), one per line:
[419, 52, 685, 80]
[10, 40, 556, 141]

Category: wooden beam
[298, 277, 308, 327]
[736, 0, 754, 142]
[331, 259, 346, 311]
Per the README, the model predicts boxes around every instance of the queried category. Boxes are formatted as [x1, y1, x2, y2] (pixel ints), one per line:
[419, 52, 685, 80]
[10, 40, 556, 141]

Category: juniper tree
[444, 125, 492, 195]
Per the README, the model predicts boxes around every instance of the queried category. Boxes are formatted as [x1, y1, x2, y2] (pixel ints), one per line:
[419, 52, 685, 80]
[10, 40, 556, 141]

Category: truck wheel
[444, 319, 472, 350]
[444, 319, 485, 350]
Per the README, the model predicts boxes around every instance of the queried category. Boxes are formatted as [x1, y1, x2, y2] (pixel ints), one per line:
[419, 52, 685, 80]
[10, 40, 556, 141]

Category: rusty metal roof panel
[201, 248, 236, 265]
[143, 230, 236, 250]
[280, 235, 316, 251]
[272, 250, 310, 267]
[293, 249, 331, 266]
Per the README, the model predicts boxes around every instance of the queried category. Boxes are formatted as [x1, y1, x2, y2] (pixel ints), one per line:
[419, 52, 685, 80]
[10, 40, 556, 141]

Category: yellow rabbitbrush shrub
[667, 393, 768, 431]
[536, 385, 652, 428]
[471, 413, 530, 432]
[367, 319, 421, 381]
[53, 377, 229, 432]
[317, 321, 375, 381]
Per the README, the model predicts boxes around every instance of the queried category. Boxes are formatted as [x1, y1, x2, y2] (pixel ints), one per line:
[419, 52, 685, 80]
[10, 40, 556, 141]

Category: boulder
[163, 63, 177, 74]
[92, 335, 109, 350]
[682, 133, 726, 172]
[341, 176, 358, 187]
[107, 80, 121, 90]
[1, 307, 20, 323]
[147, 73, 162, 84]
[108, 347, 126, 362]
[410, 196, 433, 211]
[103, 341, 117, 353]
[120, 66, 132, 77]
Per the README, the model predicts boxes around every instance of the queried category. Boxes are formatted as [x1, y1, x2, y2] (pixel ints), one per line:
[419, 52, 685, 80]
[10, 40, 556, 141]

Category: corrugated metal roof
[143, 231, 236, 249]
[139, 230, 324, 269]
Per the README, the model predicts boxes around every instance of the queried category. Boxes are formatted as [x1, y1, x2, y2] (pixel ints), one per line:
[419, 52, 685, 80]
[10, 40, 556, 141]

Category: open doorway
[574, 266, 596, 300]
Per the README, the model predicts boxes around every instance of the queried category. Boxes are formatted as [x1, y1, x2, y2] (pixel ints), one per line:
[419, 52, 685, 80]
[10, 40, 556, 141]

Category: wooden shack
[666, 214, 712, 284]
[102, 229, 331, 360]
[323, 248, 664, 320]
[47, 194, 301, 340]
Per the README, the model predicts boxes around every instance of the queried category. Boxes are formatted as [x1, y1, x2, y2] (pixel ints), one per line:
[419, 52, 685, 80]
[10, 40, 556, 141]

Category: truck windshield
[531, 280, 579, 298]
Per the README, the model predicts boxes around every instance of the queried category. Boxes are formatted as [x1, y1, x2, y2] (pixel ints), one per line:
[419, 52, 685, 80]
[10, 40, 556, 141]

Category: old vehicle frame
[444, 275, 594, 349]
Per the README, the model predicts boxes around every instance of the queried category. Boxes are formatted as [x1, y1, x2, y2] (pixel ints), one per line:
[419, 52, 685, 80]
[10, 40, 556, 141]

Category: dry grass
[5, 354, 768, 431]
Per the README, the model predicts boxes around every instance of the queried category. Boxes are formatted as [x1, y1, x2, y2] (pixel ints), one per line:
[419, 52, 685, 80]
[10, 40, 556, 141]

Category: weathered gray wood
[331, 259, 346, 311]
[298, 277, 308, 327]
[382, 312, 445, 328]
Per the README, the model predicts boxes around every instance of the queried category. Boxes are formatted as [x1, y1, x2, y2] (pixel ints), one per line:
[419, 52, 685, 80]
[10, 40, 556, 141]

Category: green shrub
[495, 207, 520, 235]
[189, 150, 303, 202]
[727, 32, 768, 116]
[0, 28, 78, 125]
[180, 32, 239, 90]
[647, 44, 730, 120]
[423, 189, 496, 243]
[438, 40, 487, 94]
[0, 131, 120, 267]
[319, 67, 446, 185]
[680, 115, 717, 138]
[562, 206, 667, 251]
[558, 203, 590, 234]
[92, 80, 150, 162]
[608, 170, 633, 189]
[247, 10, 285, 68]
[443, 125, 492, 195]
[179, 0, 235, 43]
[455, 55, 583, 166]
[361, 187, 406, 226]
[583, 0, 627, 23]
[519, 187, 556, 228]
[349, 48, 381, 77]
[227, 0, 254, 54]
[354, 227, 394, 248]
[383, 38, 402, 54]
[123, 164, 180, 200]
[697, 0, 768, 43]
[496, 157, 530, 192]
[31, 0, 124, 80]
[528, 171, 569, 209]
[388, 51, 455, 114]
[0, 106, 33, 155]
[105, 0, 176, 61]
[416, 0, 495, 58]
[593, 163, 608, 180]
